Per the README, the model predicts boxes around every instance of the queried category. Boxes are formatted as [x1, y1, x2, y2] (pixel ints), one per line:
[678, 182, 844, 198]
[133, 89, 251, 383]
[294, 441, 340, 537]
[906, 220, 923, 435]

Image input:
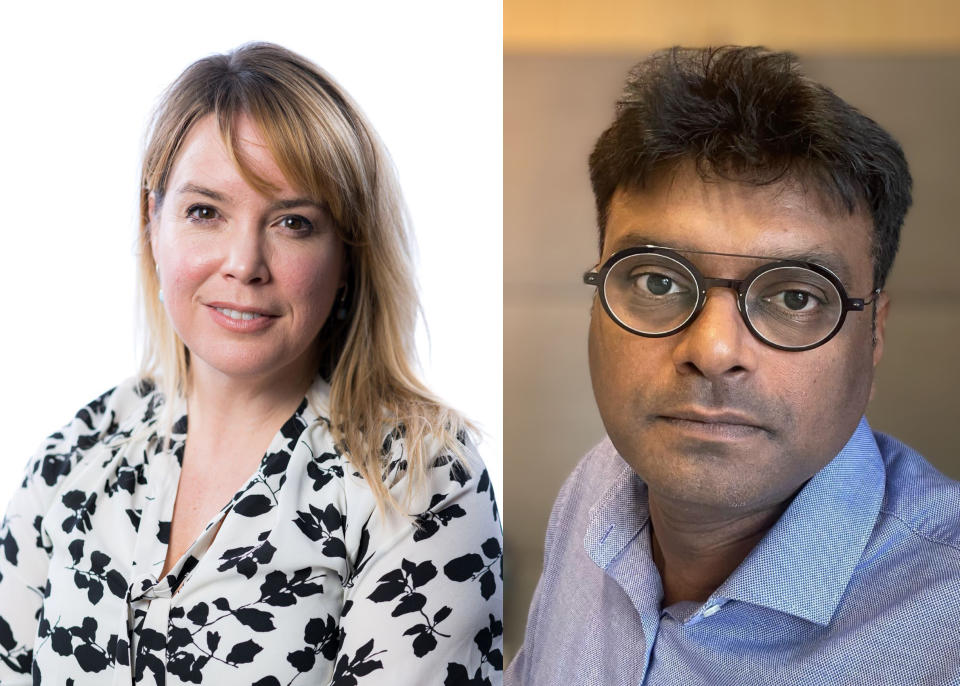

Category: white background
[0, 2, 502, 516]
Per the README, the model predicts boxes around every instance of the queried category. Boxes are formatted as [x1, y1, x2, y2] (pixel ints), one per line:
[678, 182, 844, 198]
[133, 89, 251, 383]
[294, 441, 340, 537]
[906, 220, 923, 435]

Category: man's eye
[187, 205, 219, 222]
[765, 290, 821, 312]
[279, 215, 314, 233]
[633, 271, 683, 296]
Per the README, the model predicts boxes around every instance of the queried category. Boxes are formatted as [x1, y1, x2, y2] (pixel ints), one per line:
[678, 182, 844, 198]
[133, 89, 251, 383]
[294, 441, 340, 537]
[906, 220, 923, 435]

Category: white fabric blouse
[0, 377, 503, 685]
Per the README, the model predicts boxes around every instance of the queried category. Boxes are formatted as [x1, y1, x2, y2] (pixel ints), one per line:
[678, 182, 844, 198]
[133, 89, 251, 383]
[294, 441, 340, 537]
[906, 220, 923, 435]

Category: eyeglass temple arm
[583, 270, 600, 286]
[846, 288, 883, 311]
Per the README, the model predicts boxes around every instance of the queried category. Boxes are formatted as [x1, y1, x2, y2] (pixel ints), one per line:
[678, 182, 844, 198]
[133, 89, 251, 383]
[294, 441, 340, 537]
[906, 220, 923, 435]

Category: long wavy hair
[137, 42, 468, 511]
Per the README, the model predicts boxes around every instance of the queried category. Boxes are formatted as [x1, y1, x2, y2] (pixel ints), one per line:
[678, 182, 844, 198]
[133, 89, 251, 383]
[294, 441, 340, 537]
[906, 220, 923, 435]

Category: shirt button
[702, 603, 721, 617]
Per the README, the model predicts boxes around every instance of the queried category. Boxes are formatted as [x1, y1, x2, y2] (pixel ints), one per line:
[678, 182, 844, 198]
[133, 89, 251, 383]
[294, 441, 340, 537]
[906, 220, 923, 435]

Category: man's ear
[868, 291, 890, 403]
[872, 290, 890, 369]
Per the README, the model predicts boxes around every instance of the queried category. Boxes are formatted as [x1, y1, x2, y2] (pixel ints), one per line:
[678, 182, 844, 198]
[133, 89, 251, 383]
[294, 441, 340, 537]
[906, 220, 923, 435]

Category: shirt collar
[138, 374, 331, 465]
[584, 417, 886, 626]
[716, 417, 885, 625]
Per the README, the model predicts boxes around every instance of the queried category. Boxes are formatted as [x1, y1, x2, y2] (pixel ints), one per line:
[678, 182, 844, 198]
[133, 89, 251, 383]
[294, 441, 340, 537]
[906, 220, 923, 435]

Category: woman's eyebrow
[269, 197, 327, 212]
[176, 182, 229, 203]
[176, 183, 326, 213]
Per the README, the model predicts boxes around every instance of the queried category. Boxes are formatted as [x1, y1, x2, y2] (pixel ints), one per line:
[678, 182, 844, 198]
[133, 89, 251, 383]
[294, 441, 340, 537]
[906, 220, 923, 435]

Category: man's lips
[656, 408, 770, 436]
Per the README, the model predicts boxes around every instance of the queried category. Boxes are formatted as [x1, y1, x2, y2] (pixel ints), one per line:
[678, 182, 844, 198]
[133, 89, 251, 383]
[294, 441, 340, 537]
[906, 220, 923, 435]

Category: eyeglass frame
[582, 245, 882, 352]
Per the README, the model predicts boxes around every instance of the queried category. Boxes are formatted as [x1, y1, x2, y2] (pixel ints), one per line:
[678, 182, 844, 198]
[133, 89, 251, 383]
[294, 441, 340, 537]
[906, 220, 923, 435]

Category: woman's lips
[206, 304, 277, 332]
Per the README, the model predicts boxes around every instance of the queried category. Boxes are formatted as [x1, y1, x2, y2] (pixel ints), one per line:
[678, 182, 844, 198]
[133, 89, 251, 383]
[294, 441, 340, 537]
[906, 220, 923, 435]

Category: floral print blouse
[0, 377, 502, 685]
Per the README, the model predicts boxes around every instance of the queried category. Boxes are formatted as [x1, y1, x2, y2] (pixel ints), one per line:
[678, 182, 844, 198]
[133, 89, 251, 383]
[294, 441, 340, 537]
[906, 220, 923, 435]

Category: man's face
[588, 164, 889, 513]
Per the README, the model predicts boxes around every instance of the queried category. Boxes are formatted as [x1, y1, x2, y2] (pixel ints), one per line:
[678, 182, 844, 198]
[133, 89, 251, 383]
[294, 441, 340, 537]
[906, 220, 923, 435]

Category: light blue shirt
[508, 418, 960, 685]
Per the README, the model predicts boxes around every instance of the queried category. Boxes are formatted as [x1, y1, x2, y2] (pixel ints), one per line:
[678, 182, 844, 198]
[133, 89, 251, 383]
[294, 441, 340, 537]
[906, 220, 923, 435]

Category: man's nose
[222, 223, 270, 284]
[671, 288, 757, 379]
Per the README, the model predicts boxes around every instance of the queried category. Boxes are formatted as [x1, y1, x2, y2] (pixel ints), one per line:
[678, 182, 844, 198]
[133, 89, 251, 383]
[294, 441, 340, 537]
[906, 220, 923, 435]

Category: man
[507, 47, 960, 685]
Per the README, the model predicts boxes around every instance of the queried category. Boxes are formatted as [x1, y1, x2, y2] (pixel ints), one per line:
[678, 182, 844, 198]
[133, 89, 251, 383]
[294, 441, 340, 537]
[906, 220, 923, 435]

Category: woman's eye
[186, 205, 219, 222]
[279, 215, 314, 233]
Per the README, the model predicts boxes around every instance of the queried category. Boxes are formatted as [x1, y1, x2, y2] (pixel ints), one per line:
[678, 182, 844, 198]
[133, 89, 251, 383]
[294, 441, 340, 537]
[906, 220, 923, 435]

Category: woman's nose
[221, 223, 270, 284]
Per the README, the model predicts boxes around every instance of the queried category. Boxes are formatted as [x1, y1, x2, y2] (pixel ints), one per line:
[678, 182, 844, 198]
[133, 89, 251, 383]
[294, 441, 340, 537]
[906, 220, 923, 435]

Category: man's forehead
[602, 173, 875, 287]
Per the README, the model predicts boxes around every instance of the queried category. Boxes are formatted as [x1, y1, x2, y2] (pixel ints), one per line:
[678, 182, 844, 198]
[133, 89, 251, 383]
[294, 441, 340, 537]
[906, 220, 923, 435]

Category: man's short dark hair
[588, 46, 912, 288]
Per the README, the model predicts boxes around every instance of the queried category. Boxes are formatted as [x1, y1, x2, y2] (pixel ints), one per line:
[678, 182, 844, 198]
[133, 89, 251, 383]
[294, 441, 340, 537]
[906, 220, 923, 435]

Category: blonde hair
[137, 42, 468, 511]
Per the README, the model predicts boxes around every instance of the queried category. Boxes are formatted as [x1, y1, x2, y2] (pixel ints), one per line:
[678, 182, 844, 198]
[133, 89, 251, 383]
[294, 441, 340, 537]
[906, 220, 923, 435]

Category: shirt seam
[878, 506, 960, 554]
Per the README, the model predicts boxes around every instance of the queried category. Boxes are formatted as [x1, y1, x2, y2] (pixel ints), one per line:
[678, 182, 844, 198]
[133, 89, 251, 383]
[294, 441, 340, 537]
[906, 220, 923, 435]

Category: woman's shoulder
[24, 376, 160, 490]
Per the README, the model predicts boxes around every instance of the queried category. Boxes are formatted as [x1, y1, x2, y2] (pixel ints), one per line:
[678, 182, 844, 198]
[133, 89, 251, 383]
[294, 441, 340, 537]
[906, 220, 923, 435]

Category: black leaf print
[293, 504, 347, 558]
[213, 597, 232, 612]
[394, 593, 427, 616]
[89, 551, 110, 574]
[369, 560, 450, 657]
[51, 626, 72, 656]
[252, 678, 281, 686]
[206, 630, 220, 653]
[476, 469, 499, 522]
[449, 460, 469, 487]
[168, 626, 193, 651]
[32, 515, 51, 555]
[73, 643, 109, 673]
[60, 490, 97, 534]
[443, 554, 483, 582]
[218, 536, 276, 578]
[332, 639, 386, 685]
[287, 647, 315, 672]
[444, 663, 492, 686]
[44, 617, 113, 674]
[68, 539, 84, 565]
[125, 508, 141, 531]
[105, 570, 127, 598]
[258, 568, 324, 607]
[105, 457, 147, 497]
[443, 537, 502, 600]
[306, 458, 344, 492]
[167, 651, 203, 683]
[235, 494, 273, 517]
[280, 406, 308, 448]
[411, 630, 437, 657]
[225, 638, 262, 664]
[0, 616, 16, 651]
[86, 580, 104, 604]
[106, 633, 130, 666]
[234, 608, 276, 632]
[0, 528, 18, 566]
[367, 570, 405, 602]
[68, 548, 126, 604]
[412, 492, 467, 542]
[39, 451, 72, 487]
[261, 451, 290, 477]
[187, 602, 209, 626]
[157, 520, 171, 544]
[344, 519, 374, 588]
[474, 614, 503, 671]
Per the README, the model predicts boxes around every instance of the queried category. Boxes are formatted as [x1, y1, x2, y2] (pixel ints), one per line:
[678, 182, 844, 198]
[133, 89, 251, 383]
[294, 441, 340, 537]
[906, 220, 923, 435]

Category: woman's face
[150, 113, 345, 388]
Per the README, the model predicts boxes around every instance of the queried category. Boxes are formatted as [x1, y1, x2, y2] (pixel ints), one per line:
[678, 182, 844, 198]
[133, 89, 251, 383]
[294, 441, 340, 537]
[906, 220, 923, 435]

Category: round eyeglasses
[583, 246, 881, 351]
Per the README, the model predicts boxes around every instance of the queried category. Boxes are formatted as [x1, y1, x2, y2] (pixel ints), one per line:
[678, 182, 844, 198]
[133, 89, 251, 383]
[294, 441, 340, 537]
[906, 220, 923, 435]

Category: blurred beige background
[504, 0, 960, 661]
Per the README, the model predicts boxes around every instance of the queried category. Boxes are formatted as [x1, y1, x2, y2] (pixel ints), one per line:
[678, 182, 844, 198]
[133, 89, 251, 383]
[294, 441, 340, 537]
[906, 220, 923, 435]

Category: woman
[0, 43, 502, 685]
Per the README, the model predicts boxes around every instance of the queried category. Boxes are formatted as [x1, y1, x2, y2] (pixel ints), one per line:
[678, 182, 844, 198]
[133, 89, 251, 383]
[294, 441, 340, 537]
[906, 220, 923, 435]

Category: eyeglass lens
[603, 253, 845, 348]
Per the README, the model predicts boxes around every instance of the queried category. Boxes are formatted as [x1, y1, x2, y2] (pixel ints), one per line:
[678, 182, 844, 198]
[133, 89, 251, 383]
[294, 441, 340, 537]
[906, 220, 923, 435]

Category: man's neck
[647, 493, 795, 607]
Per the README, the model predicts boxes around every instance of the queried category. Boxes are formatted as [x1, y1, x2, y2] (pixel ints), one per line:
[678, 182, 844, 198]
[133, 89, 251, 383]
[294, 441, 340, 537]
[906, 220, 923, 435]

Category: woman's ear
[147, 192, 159, 257]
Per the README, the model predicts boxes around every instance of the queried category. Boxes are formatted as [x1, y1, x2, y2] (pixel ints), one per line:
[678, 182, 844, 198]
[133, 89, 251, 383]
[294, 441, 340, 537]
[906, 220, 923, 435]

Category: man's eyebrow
[176, 182, 326, 213]
[605, 231, 856, 284]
